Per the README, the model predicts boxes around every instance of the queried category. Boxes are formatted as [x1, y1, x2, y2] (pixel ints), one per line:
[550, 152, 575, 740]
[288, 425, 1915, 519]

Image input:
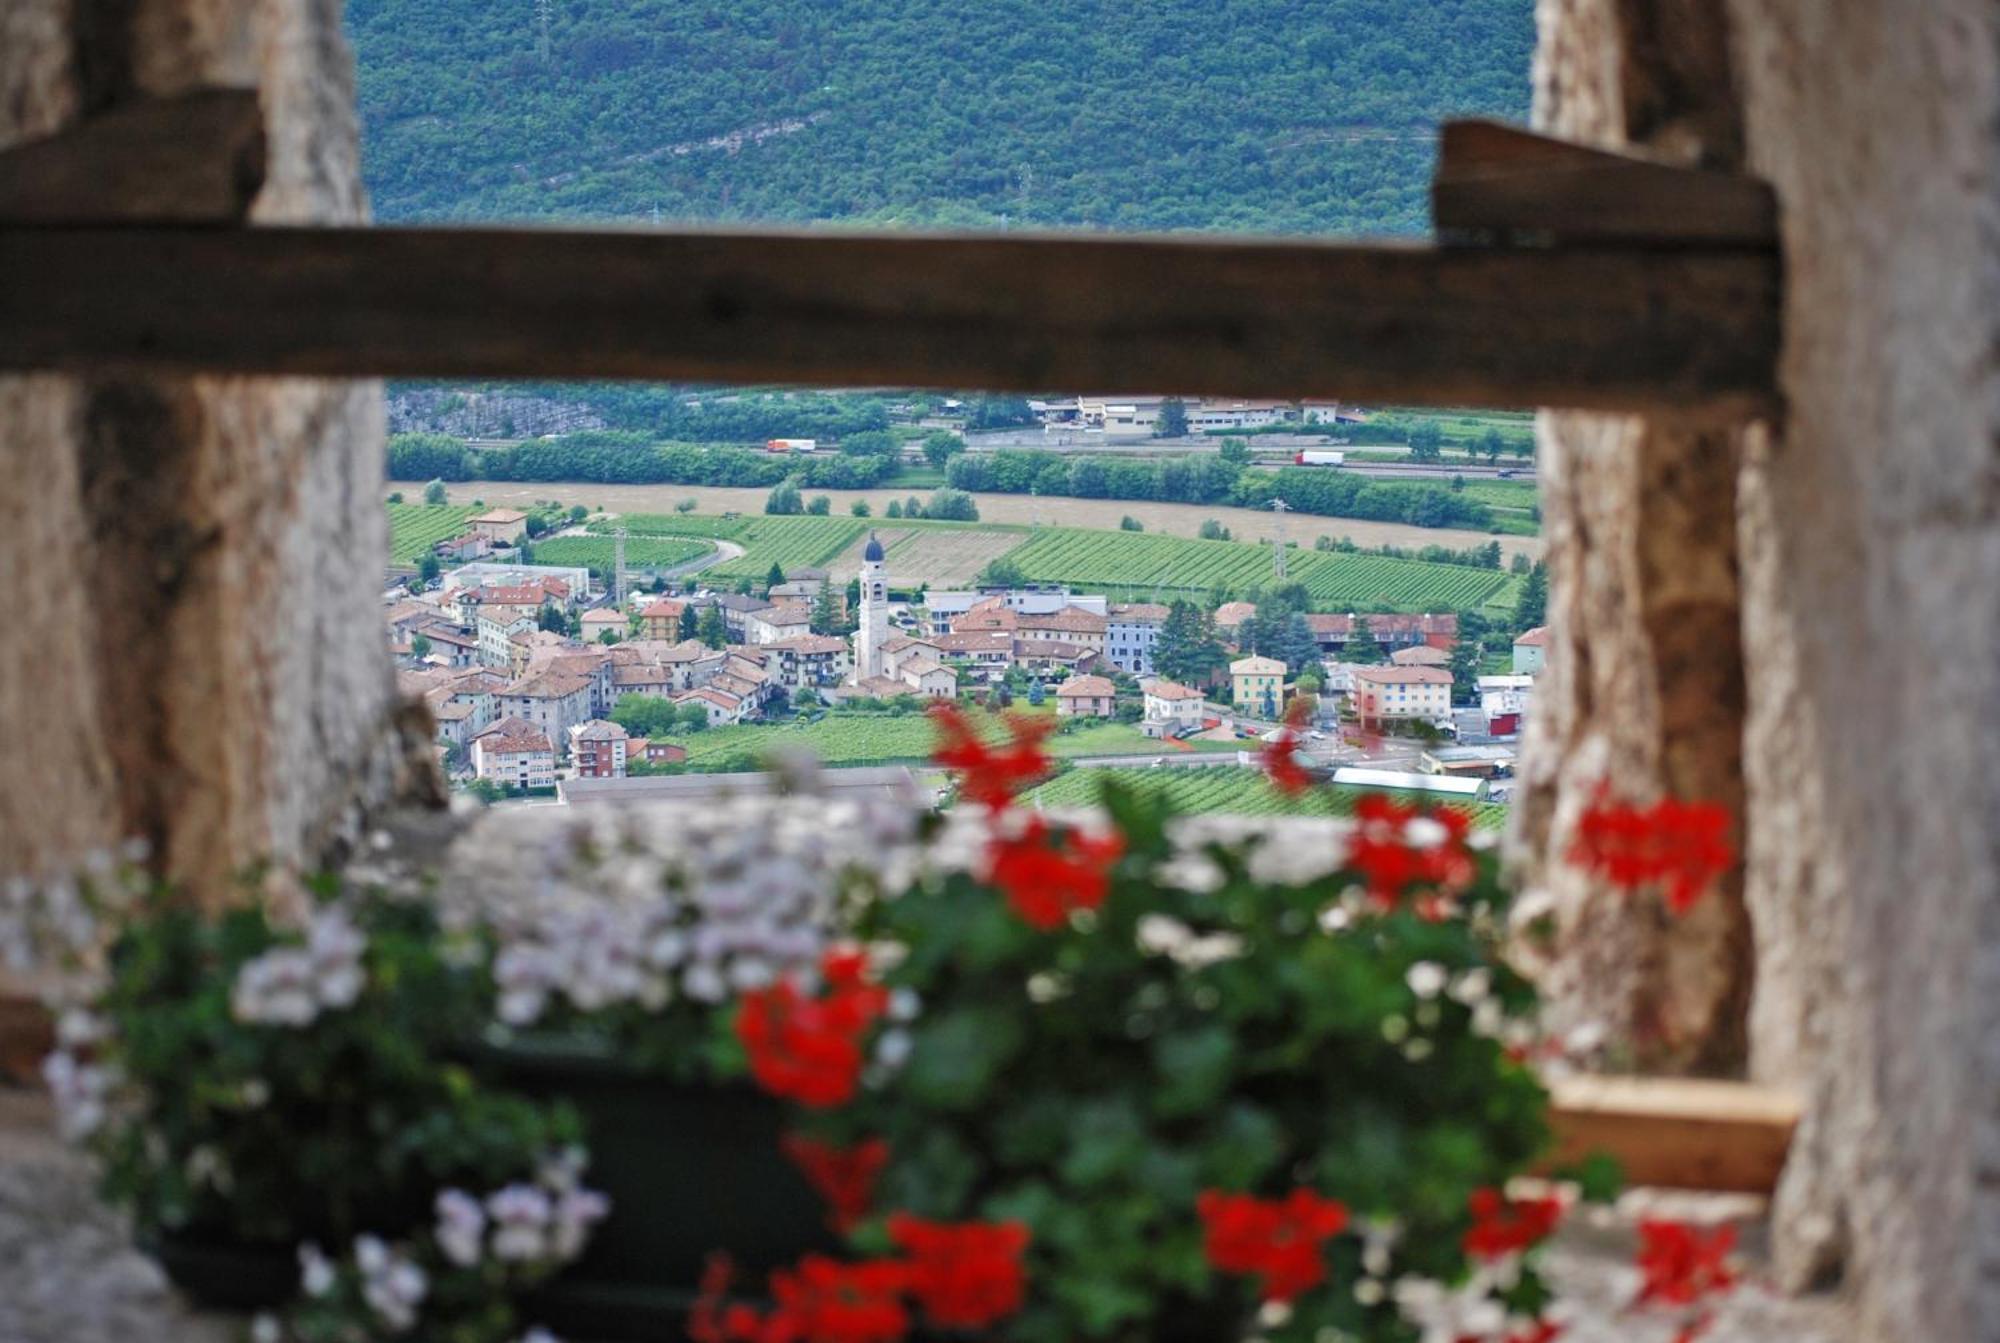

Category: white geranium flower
[549, 1187, 611, 1261]
[434, 1189, 487, 1268]
[1405, 962, 1448, 999]
[298, 1243, 336, 1298]
[486, 1185, 553, 1262]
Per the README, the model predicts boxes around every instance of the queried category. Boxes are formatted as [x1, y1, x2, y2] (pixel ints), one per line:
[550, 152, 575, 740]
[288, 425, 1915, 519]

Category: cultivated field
[388, 481, 1543, 563]
[857, 527, 1032, 587]
[1026, 765, 1509, 830]
[530, 535, 713, 573]
[384, 503, 475, 564]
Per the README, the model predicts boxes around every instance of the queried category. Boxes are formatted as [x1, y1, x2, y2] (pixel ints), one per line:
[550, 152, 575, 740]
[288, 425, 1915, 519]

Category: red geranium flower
[1634, 1219, 1737, 1308]
[1569, 789, 1734, 915]
[888, 1214, 1032, 1329]
[929, 703, 1054, 809]
[1197, 1187, 1349, 1303]
[1462, 1187, 1564, 1260]
[782, 1134, 889, 1233]
[986, 815, 1125, 930]
[737, 950, 890, 1109]
[1260, 699, 1315, 795]
[770, 1255, 912, 1343]
[1345, 795, 1477, 913]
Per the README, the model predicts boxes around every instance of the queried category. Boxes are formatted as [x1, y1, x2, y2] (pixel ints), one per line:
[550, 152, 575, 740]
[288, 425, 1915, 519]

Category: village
[388, 506, 1544, 807]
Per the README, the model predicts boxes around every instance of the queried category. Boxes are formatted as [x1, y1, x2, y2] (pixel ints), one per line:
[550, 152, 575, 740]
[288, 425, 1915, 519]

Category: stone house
[1054, 674, 1117, 717]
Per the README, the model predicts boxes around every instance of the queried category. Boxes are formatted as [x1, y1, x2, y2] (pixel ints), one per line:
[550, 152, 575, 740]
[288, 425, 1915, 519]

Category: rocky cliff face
[0, 0, 420, 898]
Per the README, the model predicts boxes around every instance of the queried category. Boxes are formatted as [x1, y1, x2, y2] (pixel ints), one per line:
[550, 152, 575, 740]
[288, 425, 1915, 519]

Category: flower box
[468, 1034, 838, 1339]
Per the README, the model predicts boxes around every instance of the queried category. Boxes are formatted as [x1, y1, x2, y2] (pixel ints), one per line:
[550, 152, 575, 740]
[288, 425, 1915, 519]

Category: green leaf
[1149, 1025, 1237, 1118]
[903, 1006, 1023, 1110]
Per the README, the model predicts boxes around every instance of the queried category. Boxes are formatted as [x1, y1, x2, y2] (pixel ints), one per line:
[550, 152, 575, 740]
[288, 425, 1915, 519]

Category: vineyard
[530, 535, 713, 575]
[385, 503, 476, 564]
[591, 514, 866, 582]
[1024, 766, 1509, 830]
[1002, 527, 1519, 612]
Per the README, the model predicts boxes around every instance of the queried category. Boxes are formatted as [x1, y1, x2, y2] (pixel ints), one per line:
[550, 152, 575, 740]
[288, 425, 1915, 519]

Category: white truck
[765, 438, 819, 454]
[1293, 450, 1346, 467]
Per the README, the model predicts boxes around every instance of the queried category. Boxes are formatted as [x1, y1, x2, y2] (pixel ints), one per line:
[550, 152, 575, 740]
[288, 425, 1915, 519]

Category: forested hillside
[346, 0, 1533, 235]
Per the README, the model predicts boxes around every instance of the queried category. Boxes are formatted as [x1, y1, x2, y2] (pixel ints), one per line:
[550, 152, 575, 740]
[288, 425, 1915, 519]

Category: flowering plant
[674, 705, 1568, 1343]
[22, 866, 604, 1341]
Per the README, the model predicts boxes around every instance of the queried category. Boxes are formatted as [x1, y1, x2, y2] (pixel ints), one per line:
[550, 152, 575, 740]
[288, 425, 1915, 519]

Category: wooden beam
[0, 89, 264, 224]
[1547, 1074, 1799, 1194]
[1433, 120, 1777, 248]
[0, 225, 1779, 414]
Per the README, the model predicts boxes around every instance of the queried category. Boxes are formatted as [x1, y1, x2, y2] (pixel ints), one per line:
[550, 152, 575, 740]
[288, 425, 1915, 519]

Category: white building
[1477, 674, 1537, 718]
[1350, 665, 1453, 725]
[1143, 678, 1206, 732]
[853, 532, 890, 683]
[1106, 602, 1169, 675]
[493, 668, 596, 758]
[443, 562, 593, 602]
[470, 717, 556, 790]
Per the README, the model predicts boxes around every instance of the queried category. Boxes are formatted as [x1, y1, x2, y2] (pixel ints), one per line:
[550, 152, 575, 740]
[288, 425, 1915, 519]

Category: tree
[537, 604, 565, 632]
[1119, 515, 1144, 531]
[1509, 552, 1532, 575]
[980, 557, 1026, 588]
[569, 504, 589, 524]
[885, 501, 904, 519]
[765, 479, 804, 515]
[926, 488, 979, 521]
[409, 633, 432, 660]
[387, 491, 404, 504]
[423, 478, 448, 505]
[904, 495, 926, 519]
[966, 394, 1036, 430]
[1448, 638, 1484, 706]
[807, 495, 832, 516]
[1274, 612, 1322, 676]
[1027, 679, 1045, 706]
[1154, 600, 1227, 686]
[1198, 518, 1232, 541]
[1156, 397, 1189, 438]
[678, 702, 711, 732]
[839, 431, 900, 458]
[1407, 420, 1444, 463]
[1509, 437, 1533, 462]
[1218, 436, 1251, 466]
[1478, 540, 1503, 570]
[697, 604, 728, 648]
[1343, 621, 1387, 665]
[417, 553, 441, 584]
[810, 580, 840, 636]
[463, 777, 504, 804]
[1480, 428, 1506, 465]
[851, 500, 872, 517]
[1513, 561, 1549, 633]
[676, 497, 699, 514]
[679, 604, 700, 641]
[767, 562, 787, 591]
[922, 432, 966, 470]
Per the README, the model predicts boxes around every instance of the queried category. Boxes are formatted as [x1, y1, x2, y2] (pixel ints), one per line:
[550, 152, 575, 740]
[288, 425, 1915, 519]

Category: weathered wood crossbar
[1547, 1075, 1800, 1194]
[0, 223, 1779, 412]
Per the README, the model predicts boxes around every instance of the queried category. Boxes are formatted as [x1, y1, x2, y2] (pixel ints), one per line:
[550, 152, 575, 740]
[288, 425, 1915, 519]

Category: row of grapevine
[1000, 527, 1516, 611]
[702, 517, 870, 581]
[591, 514, 749, 541]
[385, 503, 476, 564]
[1024, 766, 1507, 830]
[530, 536, 713, 574]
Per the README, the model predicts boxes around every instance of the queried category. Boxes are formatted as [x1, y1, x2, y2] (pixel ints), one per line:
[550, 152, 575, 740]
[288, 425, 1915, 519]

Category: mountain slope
[346, 0, 1533, 235]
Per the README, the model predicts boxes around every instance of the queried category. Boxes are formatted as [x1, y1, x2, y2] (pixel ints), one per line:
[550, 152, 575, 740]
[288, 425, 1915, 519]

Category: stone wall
[1726, 1, 2000, 1335]
[0, 0, 422, 898]
[1512, 0, 1753, 1077]
[1529, 0, 2000, 1335]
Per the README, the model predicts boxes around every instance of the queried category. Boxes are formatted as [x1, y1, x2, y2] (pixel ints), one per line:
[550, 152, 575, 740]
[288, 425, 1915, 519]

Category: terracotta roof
[1020, 606, 1107, 634]
[901, 657, 954, 678]
[474, 715, 552, 755]
[1304, 613, 1353, 637]
[771, 634, 848, 654]
[466, 584, 560, 608]
[431, 699, 475, 721]
[850, 676, 910, 698]
[1056, 674, 1116, 698]
[1145, 679, 1203, 701]
[1110, 603, 1171, 622]
[934, 631, 1014, 654]
[1390, 645, 1452, 666]
[678, 687, 742, 710]
[1011, 639, 1090, 660]
[756, 603, 813, 626]
[954, 608, 1019, 631]
[612, 665, 675, 688]
[500, 669, 594, 700]
[581, 608, 625, 625]
[1214, 602, 1259, 627]
[1514, 626, 1548, 647]
[881, 636, 937, 655]
[569, 719, 629, 743]
[1230, 656, 1286, 674]
[1366, 613, 1458, 637]
[1352, 665, 1452, 685]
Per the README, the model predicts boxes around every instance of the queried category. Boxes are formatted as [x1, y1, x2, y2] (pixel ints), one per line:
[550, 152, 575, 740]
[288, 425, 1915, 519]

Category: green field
[593, 514, 869, 582]
[530, 535, 713, 575]
[1001, 527, 1519, 611]
[641, 707, 1241, 773]
[1025, 766, 1509, 830]
[385, 503, 476, 563]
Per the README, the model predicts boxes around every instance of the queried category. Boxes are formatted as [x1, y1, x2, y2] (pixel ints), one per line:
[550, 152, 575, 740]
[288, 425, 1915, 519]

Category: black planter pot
[143, 1232, 299, 1312]
[473, 1036, 840, 1341]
